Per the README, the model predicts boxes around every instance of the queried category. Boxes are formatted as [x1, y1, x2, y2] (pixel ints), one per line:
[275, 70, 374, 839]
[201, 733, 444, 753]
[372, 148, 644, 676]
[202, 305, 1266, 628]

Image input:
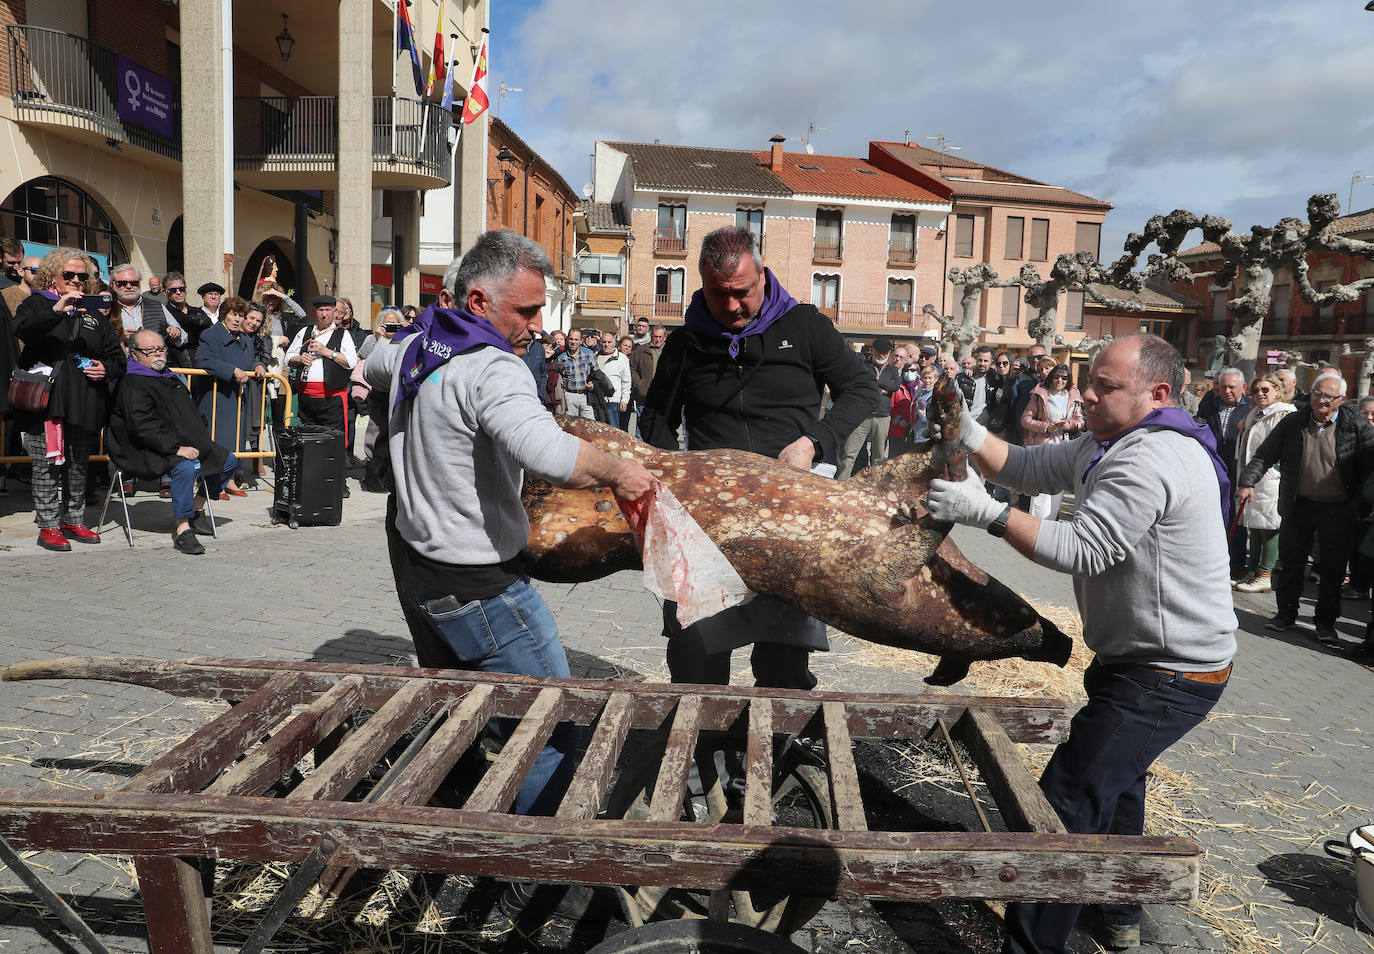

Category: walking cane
[1227, 496, 1249, 543]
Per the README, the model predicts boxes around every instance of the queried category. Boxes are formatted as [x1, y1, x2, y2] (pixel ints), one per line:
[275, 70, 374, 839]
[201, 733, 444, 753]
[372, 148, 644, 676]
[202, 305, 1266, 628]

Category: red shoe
[59, 523, 101, 544]
[223, 485, 248, 497]
[37, 528, 71, 552]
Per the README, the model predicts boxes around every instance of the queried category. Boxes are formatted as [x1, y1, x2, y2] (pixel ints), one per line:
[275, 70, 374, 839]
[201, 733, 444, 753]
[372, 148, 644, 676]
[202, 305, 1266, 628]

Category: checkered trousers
[21, 428, 94, 529]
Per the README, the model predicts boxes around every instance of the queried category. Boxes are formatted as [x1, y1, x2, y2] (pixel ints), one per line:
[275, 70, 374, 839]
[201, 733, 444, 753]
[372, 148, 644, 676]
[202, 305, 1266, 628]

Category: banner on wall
[22, 242, 109, 279]
[115, 55, 174, 138]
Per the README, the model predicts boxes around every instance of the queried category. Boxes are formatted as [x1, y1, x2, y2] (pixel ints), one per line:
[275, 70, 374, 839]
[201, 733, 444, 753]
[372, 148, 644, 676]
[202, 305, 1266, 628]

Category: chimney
[768, 134, 785, 171]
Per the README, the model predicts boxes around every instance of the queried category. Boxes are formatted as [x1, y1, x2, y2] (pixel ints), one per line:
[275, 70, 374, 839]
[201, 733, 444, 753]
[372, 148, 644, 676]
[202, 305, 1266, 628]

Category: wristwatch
[808, 436, 823, 463]
[987, 503, 1012, 538]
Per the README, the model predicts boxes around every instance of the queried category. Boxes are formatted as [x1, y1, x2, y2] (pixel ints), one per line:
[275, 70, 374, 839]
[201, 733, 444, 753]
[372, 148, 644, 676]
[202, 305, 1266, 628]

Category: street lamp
[623, 230, 635, 335]
[275, 15, 295, 62]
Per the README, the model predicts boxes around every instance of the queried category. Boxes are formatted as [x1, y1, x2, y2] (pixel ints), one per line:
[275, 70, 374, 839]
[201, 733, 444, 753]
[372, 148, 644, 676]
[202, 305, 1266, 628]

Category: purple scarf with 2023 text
[1081, 406, 1233, 524]
[391, 304, 514, 407]
[683, 267, 798, 358]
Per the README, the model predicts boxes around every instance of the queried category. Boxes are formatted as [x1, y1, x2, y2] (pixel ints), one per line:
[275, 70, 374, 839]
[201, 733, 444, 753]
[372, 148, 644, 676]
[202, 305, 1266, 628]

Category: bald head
[128, 329, 168, 371]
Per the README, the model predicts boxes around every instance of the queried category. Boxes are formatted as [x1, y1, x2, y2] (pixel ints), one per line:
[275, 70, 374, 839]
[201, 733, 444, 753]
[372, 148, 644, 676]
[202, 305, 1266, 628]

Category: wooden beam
[206, 675, 364, 797]
[368, 684, 496, 808]
[465, 686, 564, 814]
[558, 691, 634, 820]
[743, 699, 774, 827]
[822, 701, 867, 832]
[125, 672, 302, 795]
[958, 708, 1066, 834]
[134, 857, 213, 954]
[647, 695, 702, 823]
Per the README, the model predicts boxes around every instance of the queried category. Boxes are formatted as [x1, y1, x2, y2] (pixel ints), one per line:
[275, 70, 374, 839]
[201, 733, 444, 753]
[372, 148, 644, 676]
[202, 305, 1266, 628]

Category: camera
[382, 323, 401, 334]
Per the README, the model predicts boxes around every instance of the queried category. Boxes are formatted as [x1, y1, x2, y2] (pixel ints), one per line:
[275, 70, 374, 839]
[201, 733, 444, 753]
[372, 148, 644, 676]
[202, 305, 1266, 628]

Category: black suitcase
[271, 425, 346, 528]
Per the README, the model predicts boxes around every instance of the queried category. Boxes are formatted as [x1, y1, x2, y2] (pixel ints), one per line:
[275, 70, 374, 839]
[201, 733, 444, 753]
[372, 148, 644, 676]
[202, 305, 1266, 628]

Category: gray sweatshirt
[366, 339, 580, 565]
[997, 428, 1237, 670]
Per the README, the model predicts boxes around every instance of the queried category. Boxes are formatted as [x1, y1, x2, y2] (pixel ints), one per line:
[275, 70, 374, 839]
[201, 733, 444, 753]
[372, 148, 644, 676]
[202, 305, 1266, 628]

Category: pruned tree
[921, 303, 1003, 357]
[946, 263, 1016, 358]
[1058, 332, 1115, 363]
[1105, 194, 1374, 379]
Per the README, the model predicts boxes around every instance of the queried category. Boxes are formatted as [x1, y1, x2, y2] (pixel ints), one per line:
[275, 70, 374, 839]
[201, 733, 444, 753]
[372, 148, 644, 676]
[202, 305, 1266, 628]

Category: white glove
[928, 406, 987, 454]
[924, 474, 1004, 529]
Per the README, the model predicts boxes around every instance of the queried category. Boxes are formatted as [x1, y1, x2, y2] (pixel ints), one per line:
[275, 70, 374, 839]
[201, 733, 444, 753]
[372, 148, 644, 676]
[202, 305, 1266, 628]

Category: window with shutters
[1029, 218, 1049, 261]
[889, 214, 916, 263]
[1000, 286, 1020, 327]
[814, 209, 843, 260]
[1074, 221, 1101, 260]
[1005, 216, 1024, 259]
[954, 214, 974, 258]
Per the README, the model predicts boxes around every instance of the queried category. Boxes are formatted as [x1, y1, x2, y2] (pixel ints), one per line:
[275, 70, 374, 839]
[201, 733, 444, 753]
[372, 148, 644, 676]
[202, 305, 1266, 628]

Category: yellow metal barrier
[0, 368, 294, 464]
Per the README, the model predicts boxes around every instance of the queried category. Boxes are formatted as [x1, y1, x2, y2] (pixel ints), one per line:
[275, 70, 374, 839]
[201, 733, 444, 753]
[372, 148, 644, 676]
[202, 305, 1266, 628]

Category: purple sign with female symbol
[115, 55, 174, 138]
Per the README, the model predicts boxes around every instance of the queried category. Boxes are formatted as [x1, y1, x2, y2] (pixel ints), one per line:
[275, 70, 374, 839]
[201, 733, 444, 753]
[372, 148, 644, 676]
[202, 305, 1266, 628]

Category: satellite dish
[581, 183, 593, 198]
[805, 144, 814, 154]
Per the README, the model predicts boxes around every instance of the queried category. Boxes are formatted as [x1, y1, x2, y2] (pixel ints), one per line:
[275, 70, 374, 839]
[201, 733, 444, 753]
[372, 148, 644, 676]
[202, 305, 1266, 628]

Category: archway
[1, 176, 129, 275]
[238, 238, 316, 303]
[166, 217, 184, 276]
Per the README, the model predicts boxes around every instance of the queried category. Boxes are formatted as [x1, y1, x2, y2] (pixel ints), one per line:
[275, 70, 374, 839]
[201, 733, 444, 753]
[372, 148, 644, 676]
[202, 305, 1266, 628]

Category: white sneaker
[1235, 573, 1272, 593]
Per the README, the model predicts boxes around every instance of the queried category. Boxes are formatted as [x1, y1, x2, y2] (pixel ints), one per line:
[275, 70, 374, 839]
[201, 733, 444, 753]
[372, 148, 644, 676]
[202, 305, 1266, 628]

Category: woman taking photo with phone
[12, 248, 124, 550]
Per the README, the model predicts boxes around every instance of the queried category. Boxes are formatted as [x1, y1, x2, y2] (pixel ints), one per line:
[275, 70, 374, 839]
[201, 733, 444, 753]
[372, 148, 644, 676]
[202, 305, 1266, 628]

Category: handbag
[8, 367, 53, 413]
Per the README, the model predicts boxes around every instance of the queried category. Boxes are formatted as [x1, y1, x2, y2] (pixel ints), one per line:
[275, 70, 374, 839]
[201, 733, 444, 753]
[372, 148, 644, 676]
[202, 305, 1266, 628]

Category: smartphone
[382, 323, 401, 333]
[78, 294, 111, 312]
[73, 355, 95, 369]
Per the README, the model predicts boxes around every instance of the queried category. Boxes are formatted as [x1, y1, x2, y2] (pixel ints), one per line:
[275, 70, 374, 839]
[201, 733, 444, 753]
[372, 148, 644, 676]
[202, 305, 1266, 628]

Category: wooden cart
[0, 657, 1201, 952]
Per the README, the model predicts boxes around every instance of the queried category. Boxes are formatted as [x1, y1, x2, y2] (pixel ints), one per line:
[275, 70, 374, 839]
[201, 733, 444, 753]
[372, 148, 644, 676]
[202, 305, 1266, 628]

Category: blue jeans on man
[602, 403, 621, 429]
[398, 577, 579, 816]
[168, 453, 238, 520]
[1003, 659, 1226, 953]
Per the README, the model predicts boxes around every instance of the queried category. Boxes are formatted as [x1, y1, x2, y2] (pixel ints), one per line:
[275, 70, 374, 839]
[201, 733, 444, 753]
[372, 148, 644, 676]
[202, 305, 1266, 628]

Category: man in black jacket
[640, 226, 876, 690]
[1238, 370, 1374, 641]
[107, 330, 238, 554]
[1200, 367, 1249, 577]
[837, 335, 901, 479]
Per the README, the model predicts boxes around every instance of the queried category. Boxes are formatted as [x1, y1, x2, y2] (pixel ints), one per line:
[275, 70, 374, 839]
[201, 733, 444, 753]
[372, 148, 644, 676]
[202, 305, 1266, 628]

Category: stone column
[336, 0, 372, 300]
[179, 0, 230, 290]
[455, 115, 487, 254]
[390, 190, 421, 305]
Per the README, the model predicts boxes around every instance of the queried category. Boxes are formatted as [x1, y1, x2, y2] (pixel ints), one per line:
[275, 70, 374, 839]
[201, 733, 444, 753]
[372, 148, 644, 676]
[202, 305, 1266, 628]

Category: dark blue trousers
[1003, 660, 1226, 954]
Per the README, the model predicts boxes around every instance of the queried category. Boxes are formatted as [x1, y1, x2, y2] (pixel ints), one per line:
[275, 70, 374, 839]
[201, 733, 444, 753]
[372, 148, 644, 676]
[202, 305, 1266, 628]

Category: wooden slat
[290, 680, 435, 802]
[558, 692, 635, 820]
[958, 708, 1067, 834]
[465, 687, 565, 814]
[647, 695, 703, 823]
[822, 701, 867, 832]
[207, 675, 364, 797]
[743, 699, 774, 827]
[135, 857, 214, 954]
[370, 685, 496, 808]
[125, 672, 302, 795]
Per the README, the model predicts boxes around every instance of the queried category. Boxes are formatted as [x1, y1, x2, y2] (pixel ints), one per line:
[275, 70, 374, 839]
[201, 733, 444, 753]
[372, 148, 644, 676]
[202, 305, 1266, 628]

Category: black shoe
[1314, 621, 1340, 645]
[341, 485, 351, 498]
[173, 529, 205, 555]
[497, 881, 600, 922]
[190, 511, 215, 536]
[1264, 613, 1297, 632]
[1351, 640, 1374, 660]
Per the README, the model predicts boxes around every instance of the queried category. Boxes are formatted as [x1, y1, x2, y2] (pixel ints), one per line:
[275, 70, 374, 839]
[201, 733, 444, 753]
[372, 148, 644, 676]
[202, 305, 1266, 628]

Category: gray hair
[699, 226, 763, 276]
[1121, 333, 1184, 400]
[445, 229, 552, 306]
[1312, 370, 1348, 396]
[128, 328, 162, 350]
[1216, 366, 1244, 383]
[377, 307, 404, 324]
[111, 262, 140, 279]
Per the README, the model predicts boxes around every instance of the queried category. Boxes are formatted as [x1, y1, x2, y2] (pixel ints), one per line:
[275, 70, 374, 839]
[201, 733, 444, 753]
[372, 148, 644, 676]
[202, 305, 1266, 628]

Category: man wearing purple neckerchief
[638, 225, 876, 692]
[924, 334, 1236, 954]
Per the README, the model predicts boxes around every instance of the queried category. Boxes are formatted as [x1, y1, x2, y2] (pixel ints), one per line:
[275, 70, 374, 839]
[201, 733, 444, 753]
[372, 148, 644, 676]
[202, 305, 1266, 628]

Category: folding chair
[98, 467, 218, 548]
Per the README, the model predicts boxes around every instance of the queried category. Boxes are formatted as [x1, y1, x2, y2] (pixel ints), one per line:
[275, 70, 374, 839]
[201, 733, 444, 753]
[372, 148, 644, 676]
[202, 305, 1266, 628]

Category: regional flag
[397, 0, 424, 97]
[425, 0, 446, 98]
[460, 32, 489, 125]
[439, 44, 460, 111]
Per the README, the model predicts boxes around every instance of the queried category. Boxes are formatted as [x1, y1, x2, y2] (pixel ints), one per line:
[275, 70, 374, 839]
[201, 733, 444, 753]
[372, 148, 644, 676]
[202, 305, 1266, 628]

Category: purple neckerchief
[1081, 406, 1232, 523]
[125, 359, 178, 379]
[392, 304, 514, 407]
[38, 290, 60, 301]
[682, 267, 799, 358]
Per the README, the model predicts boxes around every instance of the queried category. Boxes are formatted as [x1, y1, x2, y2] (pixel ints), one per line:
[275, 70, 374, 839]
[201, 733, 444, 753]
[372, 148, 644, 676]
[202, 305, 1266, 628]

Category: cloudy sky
[488, 0, 1374, 262]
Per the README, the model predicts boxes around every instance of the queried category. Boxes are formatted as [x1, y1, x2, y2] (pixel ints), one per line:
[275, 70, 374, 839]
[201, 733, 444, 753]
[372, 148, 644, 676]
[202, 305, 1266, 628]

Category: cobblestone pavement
[0, 475, 1371, 952]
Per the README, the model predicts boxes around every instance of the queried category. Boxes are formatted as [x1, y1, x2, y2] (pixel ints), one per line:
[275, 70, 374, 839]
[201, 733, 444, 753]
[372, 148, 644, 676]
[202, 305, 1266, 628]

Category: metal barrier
[0, 368, 294, 465]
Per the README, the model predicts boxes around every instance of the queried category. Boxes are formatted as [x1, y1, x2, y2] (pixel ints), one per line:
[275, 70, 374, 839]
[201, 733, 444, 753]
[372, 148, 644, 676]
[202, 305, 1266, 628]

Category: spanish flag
[460, 32, 489, 125]
[424, 0, 446, 99]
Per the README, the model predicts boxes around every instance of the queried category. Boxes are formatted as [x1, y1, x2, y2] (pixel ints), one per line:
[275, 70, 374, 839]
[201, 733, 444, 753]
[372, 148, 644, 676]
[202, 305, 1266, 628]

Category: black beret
[196, 282, 225, 296]
[919, 345, 937, 358]
[872, 336, 895, 353]
[310, 295, 338, 308]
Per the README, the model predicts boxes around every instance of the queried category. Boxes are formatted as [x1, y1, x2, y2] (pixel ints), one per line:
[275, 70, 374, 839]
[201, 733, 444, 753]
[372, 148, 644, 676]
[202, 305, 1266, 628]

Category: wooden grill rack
[0, 657, 1201, 953]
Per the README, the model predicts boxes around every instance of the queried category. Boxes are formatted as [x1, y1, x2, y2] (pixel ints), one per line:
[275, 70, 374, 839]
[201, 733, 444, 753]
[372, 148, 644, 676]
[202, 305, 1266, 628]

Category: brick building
[1171, 208, 1374, 388]
[1, 0, 487, 322]
[484, 116, 578, 330]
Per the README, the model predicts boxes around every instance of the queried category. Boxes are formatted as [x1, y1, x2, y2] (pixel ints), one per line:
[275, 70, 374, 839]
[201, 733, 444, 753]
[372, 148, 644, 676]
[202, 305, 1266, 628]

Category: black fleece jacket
[639, 304, 877, 463]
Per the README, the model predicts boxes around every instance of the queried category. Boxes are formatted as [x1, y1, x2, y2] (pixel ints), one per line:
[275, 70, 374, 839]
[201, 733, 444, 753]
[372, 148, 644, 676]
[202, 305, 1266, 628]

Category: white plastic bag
[618, 482, 755, 627]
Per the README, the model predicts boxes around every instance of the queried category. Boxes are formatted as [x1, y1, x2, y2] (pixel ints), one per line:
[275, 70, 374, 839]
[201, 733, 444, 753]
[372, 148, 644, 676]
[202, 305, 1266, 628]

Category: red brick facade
[486, 117, 577, 279]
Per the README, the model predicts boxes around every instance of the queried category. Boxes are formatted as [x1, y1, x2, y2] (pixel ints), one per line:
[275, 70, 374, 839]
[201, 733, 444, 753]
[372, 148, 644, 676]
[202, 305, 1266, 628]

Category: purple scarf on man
[682, 267, 798, 358]
[1081, 406, 1232, 523]
[125, 358, 178, 379]
[391, 304, 513, 407]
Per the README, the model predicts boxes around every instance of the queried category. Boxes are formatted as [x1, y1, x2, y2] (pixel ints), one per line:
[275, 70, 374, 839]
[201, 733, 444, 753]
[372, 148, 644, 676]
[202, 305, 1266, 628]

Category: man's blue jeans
[1004, 660, 1226, 954]
[399, 578, 579, 816]
[168, 453, 238, 520]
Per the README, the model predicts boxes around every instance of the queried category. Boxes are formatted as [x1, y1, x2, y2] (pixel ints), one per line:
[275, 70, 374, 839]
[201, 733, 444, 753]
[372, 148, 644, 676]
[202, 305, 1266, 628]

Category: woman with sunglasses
[1232, 373, 1294, 592]
[1020, 362, 1084, 521]
[11, 248, 125, 550]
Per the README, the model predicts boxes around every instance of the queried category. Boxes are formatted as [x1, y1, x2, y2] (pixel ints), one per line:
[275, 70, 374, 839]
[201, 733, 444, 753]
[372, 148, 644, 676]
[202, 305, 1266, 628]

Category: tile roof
[604, 142, 792, 197]
[750, 150, 947, 205]
[1083, 282, 1202, 312]
[490, 116, 578, 200]
[579, 201, 629, 232]
[1179, 207, 1374, 258]
[872, 141, 1111, 210]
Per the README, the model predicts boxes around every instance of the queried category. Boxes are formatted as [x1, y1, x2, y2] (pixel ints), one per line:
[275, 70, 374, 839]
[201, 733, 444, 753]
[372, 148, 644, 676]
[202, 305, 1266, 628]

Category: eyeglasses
[113, 279, 139, 287]
[1251, 386, 1273, 394]
[1311, 391, 1343, 402]
[62, 270, 89, 281]
[21, 266, 38, 274]
[1050, 374, 1069, 380]
[133, 346, 167, 355]
[166, 286, 187, 293]
[997, 359, 1010, 365]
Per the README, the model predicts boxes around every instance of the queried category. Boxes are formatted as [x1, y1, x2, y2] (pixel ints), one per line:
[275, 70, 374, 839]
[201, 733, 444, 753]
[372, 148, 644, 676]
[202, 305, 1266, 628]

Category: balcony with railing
[654, 294, 685, 318]
[235, 95, 451, 189]
[654, 226, 687, 255]
[808, 300, 939, 331]
[6, 24, 181, 161]
[887, 237, 916, 265]
[813, 236, 843, 263]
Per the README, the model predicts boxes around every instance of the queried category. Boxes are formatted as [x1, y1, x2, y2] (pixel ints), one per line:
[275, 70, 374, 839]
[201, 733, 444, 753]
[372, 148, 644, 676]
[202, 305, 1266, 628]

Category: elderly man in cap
[286, 294, 358, 442]
[837, 335, 901, 479]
